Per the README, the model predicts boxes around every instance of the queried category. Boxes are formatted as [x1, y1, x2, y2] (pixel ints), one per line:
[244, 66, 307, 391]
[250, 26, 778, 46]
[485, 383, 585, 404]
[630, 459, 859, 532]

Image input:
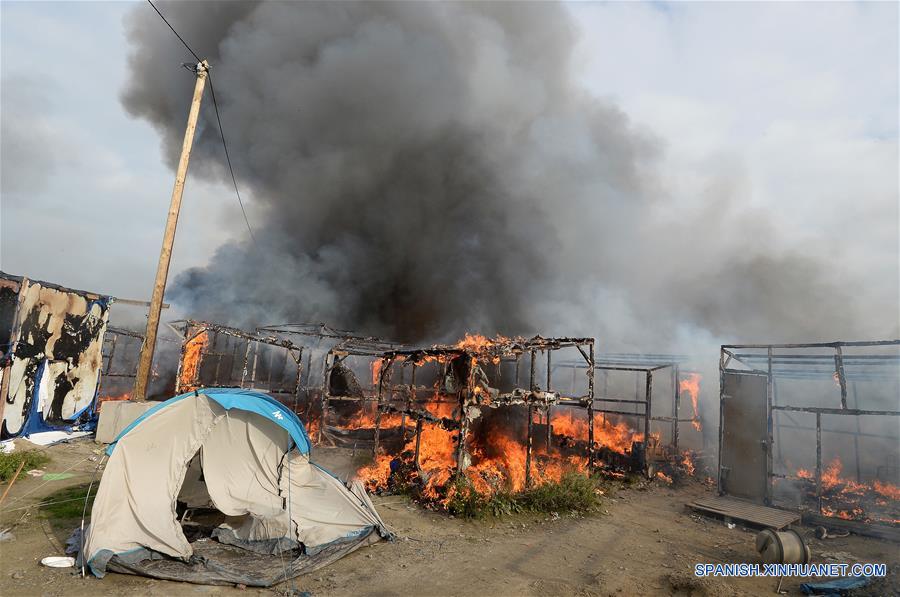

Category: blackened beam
[555, 363, 677, 372]
[181, 320, 300, 350]
[650, 416, 693, 423]
[590, 408, 648, 418]
[379, 403, 460, 430]
[492, 389, 559, 407]
[722, 340, 900, 349]
[772, 405, 900, 416]
[593, 398, 649, 405]
[733, 354, 900, 362]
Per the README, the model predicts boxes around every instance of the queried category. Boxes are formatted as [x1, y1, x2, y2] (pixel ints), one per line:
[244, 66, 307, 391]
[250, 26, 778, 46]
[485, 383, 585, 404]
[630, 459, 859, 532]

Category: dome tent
[79, 388, 389, 586]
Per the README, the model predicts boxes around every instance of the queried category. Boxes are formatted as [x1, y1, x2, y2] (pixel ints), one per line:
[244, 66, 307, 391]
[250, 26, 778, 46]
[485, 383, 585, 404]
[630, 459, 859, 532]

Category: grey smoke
[121, 1, 898, 348]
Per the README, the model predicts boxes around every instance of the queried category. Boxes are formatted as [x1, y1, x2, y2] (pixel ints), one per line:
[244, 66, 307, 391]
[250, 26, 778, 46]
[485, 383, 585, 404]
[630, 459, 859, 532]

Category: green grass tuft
[39, 484, 95, 520]
[0, 450, 50, 482]
[516, 472, 600, 513]
[446, 472, 602, 519]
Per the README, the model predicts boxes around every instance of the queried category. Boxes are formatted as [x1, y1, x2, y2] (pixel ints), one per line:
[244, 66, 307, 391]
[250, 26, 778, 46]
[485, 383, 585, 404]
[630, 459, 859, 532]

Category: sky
[1, 1, 897, 333]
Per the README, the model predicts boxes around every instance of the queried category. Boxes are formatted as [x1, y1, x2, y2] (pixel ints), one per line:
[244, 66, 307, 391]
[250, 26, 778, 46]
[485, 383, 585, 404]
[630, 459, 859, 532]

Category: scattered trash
[22, 431, 91, 447]
[40, 556, 75, 568]
[1, 440, 15, 454]
[800, 575, 872, 595]
[26, 470, 45, 477]
[0, 528, 15, 543]
[42, 473, 75, 481]
[814, 526, 850, 540]
[726, 523, 735, 529]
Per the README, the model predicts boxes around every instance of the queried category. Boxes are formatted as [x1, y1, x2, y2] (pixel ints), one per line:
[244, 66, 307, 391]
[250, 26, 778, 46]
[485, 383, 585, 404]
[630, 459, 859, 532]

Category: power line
[208, 76, 257, 244]
[146, 0, 200, 63]
[145, 0, 257, 245]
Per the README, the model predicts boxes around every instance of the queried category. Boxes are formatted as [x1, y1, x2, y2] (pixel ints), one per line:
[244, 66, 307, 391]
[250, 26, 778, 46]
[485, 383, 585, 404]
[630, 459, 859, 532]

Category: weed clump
[0, 450, 50, 481]
[446, 472, 602, 519]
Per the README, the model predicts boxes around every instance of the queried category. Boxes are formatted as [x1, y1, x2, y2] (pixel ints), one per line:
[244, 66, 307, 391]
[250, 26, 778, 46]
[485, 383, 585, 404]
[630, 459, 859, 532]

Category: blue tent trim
[105, 388, 311, 456]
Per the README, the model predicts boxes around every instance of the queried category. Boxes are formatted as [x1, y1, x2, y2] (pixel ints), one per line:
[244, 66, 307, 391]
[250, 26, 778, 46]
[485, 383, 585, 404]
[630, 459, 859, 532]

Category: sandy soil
[1, 439, 897, 596]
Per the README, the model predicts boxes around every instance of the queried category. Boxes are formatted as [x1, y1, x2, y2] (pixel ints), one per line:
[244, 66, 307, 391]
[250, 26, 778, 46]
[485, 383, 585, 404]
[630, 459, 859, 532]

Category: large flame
[550, 408, 643, 455]
[794, 458, 900, 525]
[355, 333, 668, 508]
[679, 373, 702, 431]
[454, 333, 509, 352]
[179, 331, 209, 391]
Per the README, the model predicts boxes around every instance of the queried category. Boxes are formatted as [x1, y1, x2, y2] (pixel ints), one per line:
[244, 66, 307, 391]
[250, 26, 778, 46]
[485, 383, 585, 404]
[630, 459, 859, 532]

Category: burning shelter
[0, 272, 112, 438]
[353, 334, 599, 503]
[708, 339, 900, 539]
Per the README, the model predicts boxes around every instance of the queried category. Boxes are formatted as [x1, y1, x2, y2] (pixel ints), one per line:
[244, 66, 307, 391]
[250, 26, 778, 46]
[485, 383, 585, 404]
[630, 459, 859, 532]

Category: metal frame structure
[173, 320, 306, 411]
[554, 354, 702, 477]
[366, 336, 595, 487]
[719, 340, 900, 511]
[99, 327, 180, 388]
[318, 337, 408, 447]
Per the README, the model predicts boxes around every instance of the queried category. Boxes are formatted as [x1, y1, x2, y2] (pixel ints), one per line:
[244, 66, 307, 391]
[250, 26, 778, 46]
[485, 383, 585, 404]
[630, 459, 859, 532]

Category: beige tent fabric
[84, 395, 226, 561]
[177, 454, 212, 509]
[200, 408, 289, 519]
[85, 392, 387, 573]
[280, 452, 387, 549]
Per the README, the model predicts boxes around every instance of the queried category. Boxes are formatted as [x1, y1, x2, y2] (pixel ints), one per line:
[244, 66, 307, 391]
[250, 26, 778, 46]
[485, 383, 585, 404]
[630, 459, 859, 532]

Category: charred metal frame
[173, 320, 305, 410]
[367, 337, 595, 487]
[259, 323, 403, 430]
[555, 355, 701, 478]
[318, 337, 408, 447]
[100, 327, 180, 380]
[719, 340, 900, 512]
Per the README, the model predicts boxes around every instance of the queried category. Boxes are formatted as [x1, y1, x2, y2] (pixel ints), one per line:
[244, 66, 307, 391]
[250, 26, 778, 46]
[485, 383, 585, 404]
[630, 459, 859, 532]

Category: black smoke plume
[122, 1, 896, 348]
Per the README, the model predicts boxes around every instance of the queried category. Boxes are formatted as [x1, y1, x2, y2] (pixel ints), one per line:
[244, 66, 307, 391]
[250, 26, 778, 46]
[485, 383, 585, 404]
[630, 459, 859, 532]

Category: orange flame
[179, 331, 209, 391]
[550, 408, 643, 455]
[679, 373, 702, 431]
[455, 333, 509, 352]
[371, 359, 383, 386]
[794, 458, 900, 525]
[96, 392, 131, 411]
[874, 480, 900, 501]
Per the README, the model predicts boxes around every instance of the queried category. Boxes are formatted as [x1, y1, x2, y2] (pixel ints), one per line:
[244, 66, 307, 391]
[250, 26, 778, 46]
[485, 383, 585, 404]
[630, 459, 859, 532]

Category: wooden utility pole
[133, 60, 209, 401]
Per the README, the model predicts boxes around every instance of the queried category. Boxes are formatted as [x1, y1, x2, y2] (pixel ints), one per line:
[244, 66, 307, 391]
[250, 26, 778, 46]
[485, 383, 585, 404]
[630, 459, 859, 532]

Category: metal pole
[588, 342, 595, 470]
[133, 60, 209, 401]
[373, 359, 387, 458]
[834, 346, 848, 409]
[717, 349, 725, 495]
[672, 365, 679, 476]
[526, 349, 536, 487]
[644, 370, 652, 478]
[403, 366, 416, 442]
[816, 412, 822, 514]
[546, 350, 552, 451]
[766, 346, 774, 504]
[852, 381, 862, 483]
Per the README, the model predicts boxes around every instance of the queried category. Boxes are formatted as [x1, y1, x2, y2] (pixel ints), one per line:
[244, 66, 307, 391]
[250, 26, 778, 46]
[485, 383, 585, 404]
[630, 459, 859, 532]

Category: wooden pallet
[689, 495, 800, 529]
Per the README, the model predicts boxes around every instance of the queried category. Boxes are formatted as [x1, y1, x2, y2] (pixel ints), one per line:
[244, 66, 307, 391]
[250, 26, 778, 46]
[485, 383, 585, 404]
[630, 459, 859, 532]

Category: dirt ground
[1, 438, 897, 597]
